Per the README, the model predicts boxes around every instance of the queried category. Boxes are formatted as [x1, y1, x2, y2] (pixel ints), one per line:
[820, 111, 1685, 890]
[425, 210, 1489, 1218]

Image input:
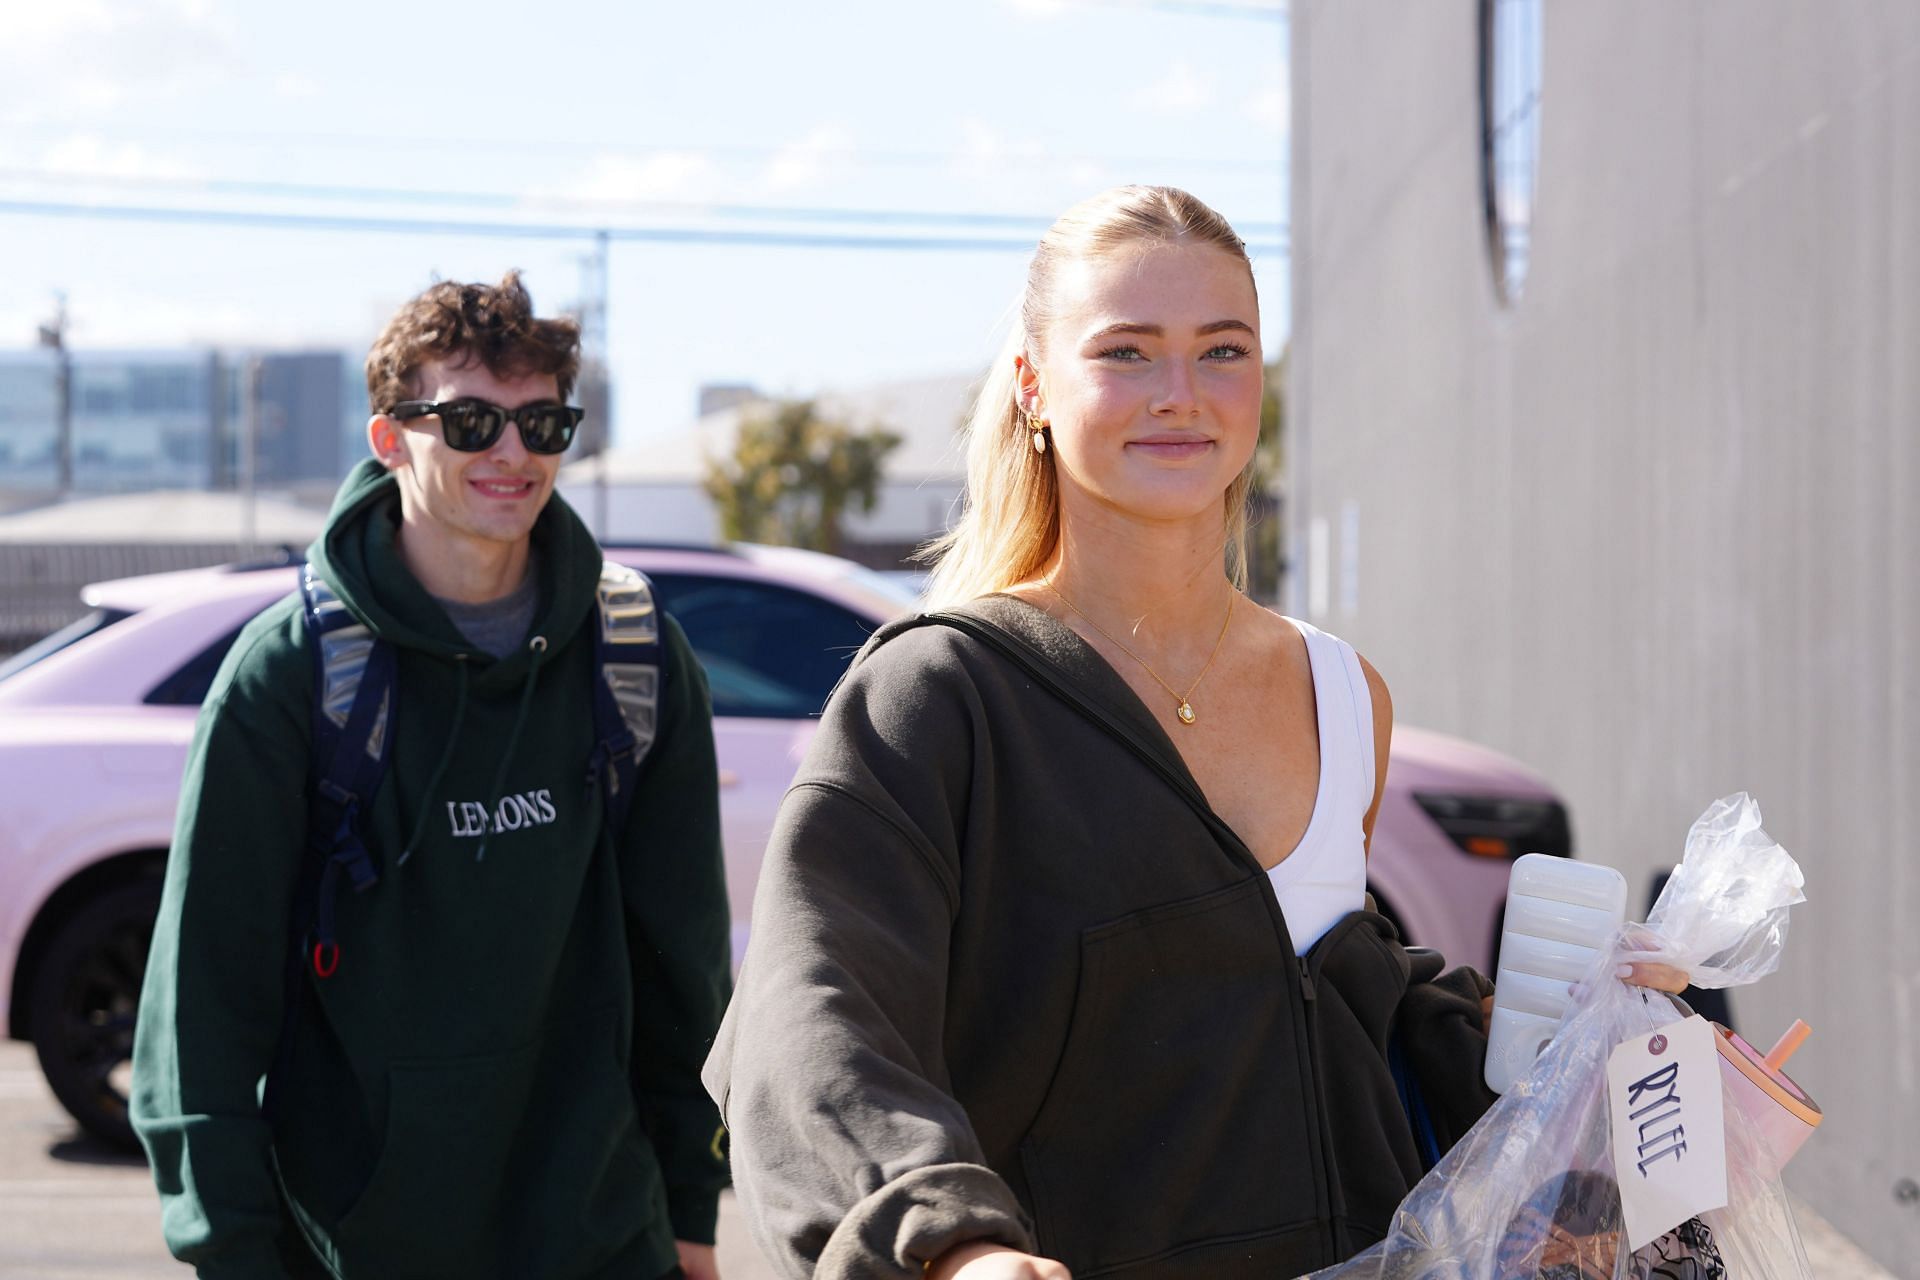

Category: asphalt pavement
[0, 1039, 1890, 1278]
[0, 1040, 778, 1280]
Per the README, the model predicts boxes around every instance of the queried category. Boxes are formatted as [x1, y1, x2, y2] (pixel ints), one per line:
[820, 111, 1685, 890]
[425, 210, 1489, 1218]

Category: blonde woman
[705, 187, 1677, 1280]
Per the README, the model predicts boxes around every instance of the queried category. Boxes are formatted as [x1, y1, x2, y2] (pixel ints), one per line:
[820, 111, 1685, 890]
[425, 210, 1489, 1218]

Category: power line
[0, 120, 1279, 178]
[0, 168, 1287, 239]
[1063, 0, 1286, 17]
[1132, 0, 1287, 18]
[0, 198, 1289, 255]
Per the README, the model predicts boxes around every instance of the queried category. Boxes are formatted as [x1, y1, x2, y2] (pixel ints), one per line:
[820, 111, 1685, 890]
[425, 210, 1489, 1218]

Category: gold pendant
[1177, 702, 1196, 725]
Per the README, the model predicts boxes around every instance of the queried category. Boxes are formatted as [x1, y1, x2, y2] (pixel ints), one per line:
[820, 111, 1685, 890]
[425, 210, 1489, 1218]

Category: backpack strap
[297, 564, 392, 979]
[589, 560, 664, 834]
[1388, 1027, 1445, 1173]
[267, 567, 393, 1125]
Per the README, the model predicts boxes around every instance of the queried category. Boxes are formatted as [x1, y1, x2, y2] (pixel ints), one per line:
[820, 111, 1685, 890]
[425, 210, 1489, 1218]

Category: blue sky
[0, 0, 1288, 446]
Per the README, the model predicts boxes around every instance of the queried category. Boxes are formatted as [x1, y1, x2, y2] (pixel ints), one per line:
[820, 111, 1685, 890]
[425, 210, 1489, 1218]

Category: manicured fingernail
[1616, 964, 1635, 978]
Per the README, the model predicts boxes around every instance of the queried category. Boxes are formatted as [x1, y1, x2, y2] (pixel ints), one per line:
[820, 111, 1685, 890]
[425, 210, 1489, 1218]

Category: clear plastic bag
[1314, 793, 1811, 1280]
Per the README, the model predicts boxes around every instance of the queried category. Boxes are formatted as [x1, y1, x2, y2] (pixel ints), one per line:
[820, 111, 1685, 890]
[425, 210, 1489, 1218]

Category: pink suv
[0, 548, 1570, 1148]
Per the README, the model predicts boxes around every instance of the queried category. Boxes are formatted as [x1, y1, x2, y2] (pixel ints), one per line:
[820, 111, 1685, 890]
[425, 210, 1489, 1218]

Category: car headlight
[1411, 793, 1573, 859]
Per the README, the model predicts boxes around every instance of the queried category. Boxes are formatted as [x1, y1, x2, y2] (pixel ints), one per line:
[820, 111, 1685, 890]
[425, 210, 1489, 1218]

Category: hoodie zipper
[916, 610, 1344, 1258]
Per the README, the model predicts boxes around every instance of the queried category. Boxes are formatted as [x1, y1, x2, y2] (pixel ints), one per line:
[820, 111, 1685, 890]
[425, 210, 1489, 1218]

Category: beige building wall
[1289, 2, 1918, 1269]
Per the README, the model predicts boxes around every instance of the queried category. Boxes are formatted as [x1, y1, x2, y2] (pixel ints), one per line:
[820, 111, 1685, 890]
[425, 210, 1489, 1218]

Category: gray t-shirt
[435, 564, 540, 660]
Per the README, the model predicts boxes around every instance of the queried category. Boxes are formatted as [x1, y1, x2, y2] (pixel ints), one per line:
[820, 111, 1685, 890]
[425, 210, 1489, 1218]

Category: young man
[132, 273, 731, 1279]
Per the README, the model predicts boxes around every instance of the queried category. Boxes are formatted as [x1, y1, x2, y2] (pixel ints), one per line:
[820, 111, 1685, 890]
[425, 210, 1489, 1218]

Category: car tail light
[1412, 793, 1573, 859]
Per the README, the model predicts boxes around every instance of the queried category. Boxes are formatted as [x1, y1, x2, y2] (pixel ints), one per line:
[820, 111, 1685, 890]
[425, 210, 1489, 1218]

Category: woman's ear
[1014, 353, 1045, 420]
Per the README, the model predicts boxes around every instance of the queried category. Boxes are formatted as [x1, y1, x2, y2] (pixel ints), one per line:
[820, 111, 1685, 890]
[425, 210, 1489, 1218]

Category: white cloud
[1005, 0, 1285, 19]
[515, 151, 724, 221]
[4, 0, 115, 44]
[1067, 160, 1110, 189]
[274, 73, 321, 100]
[571, 151, 719, 203]
[1142, 61, 1214, 114]
[39, 135, 203, 181]
[950, 118, 1047, 182]
[1244, 78, 1289, 135]
[0, 0, 236, 122]
[763, 125, 855, 194]
[2, 291, 332, 350]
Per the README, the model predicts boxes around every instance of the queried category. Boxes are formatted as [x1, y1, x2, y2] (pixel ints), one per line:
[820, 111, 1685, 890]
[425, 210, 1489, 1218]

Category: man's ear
[1013, 353, 1045, 420]
[368, 414, 408, 470]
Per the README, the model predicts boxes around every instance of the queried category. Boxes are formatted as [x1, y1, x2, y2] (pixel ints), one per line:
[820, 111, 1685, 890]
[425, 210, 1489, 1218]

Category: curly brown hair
[365, 270, 581, 413]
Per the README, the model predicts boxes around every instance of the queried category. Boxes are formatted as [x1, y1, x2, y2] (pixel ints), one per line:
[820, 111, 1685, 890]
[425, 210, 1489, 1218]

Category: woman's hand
[926, 1241, 1072, 1280]
[674, 1240, 719, 1280]
[1482, 959, 1695, 1029]
[1616, 960, 1689, 994]
[1613, 925, 1691, 995]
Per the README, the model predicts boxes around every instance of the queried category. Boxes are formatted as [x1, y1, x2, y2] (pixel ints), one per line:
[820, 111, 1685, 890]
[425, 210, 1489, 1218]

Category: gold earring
[1028, 414, 1048, 455]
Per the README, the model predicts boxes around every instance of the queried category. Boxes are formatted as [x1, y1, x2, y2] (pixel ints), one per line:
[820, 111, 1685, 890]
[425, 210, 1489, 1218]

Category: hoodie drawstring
[474, 635, 546, 863]
[396, 656, 470, 866]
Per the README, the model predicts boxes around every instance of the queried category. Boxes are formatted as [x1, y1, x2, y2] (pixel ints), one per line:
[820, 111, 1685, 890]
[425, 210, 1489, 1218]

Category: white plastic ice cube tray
[1484, 854, 1629, 1094]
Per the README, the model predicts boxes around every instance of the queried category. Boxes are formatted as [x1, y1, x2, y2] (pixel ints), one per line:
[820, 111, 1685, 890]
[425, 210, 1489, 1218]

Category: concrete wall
[1290, 1, 1918, 1268]
[555, 479, 721, 545]
[555, 475, 961, 568]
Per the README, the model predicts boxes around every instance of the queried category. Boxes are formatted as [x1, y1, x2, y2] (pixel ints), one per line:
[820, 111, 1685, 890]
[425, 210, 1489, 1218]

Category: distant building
[1290, 1, 1916, 1267]
[0, 350, 61, 494]
[0, 348, 357, 496]
[559, 372, 976, 569]
[695, 383, 764, 417]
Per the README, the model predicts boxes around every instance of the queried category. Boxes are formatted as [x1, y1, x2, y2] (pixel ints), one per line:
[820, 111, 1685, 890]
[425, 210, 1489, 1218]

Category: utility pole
[36, 293, 72, 494]
[241, 356, 261, 557]
[577, 228, 612, 539]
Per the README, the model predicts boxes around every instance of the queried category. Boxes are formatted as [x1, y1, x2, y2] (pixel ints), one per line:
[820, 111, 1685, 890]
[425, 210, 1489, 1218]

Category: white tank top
[1264, 618, 1374, 954]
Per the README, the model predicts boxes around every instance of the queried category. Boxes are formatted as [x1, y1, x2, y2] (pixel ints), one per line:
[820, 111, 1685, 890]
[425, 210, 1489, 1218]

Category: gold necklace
[1044, 575, 1236, 726]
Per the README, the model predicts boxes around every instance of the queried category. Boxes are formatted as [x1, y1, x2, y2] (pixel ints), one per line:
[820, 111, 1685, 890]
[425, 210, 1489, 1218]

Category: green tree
[701, 399, 903, 554]
[1245, 348, 1288, 602]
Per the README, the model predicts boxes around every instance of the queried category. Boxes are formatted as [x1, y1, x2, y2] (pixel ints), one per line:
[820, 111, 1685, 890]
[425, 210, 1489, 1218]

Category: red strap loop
[311, 941, 340, 979]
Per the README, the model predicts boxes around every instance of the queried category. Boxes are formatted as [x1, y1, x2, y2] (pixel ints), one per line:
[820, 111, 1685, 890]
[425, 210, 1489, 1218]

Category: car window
[144, 625, 247, 706]
[0, 608, 133, 684]
[649, 574, 876, 719]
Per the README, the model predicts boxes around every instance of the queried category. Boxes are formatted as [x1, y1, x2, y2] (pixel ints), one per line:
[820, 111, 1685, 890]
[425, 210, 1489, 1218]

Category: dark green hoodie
[133, 460, 731, 1279]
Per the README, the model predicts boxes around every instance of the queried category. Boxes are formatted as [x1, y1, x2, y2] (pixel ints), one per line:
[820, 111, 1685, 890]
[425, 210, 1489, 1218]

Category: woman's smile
[1125, 432, 1217, 461]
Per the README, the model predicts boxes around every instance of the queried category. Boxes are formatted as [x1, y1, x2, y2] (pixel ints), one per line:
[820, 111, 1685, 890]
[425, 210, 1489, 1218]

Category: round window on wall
[1480, 0, 1542, 305]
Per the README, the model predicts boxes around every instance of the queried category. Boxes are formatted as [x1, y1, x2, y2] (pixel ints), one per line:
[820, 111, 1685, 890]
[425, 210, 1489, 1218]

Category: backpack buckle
[311, 940, 340, 979]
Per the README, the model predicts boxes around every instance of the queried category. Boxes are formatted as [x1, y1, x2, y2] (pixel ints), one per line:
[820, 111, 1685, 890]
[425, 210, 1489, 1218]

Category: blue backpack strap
[267, 567, 392, 1126]
[297, 564, 392, 979]
[1388, 1027, 1445, 1173]
[589, 560, 663, 835]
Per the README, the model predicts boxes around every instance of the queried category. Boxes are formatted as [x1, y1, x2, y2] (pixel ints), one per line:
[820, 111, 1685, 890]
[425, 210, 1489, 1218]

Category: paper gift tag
[1606, 1013, 1729, 1250]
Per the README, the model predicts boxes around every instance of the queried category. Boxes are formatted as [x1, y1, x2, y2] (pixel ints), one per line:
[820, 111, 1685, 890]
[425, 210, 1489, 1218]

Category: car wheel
[27, 878, 162, 1152]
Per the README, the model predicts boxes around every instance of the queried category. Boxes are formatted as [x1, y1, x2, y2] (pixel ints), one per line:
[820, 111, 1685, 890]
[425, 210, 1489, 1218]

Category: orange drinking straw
[1763, 1019, 1811, 1071]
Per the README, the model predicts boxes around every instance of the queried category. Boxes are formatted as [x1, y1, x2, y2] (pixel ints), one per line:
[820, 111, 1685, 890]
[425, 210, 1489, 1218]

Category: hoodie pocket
[1017, 877, 1325, 1277]
[325, 1009, 658, 1279]
[327, 1035, 542, 1276]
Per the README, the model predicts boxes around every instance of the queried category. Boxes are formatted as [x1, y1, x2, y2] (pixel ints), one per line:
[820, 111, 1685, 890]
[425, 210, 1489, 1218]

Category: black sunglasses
[388, 398, 585, 455]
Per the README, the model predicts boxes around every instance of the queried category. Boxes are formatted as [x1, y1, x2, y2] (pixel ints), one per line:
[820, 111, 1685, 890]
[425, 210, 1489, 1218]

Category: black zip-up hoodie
[705, 596, 1496, 1280]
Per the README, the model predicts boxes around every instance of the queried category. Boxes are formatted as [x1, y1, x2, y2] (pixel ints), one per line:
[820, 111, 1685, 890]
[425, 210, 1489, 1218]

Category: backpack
[293, 558, 665, 980]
